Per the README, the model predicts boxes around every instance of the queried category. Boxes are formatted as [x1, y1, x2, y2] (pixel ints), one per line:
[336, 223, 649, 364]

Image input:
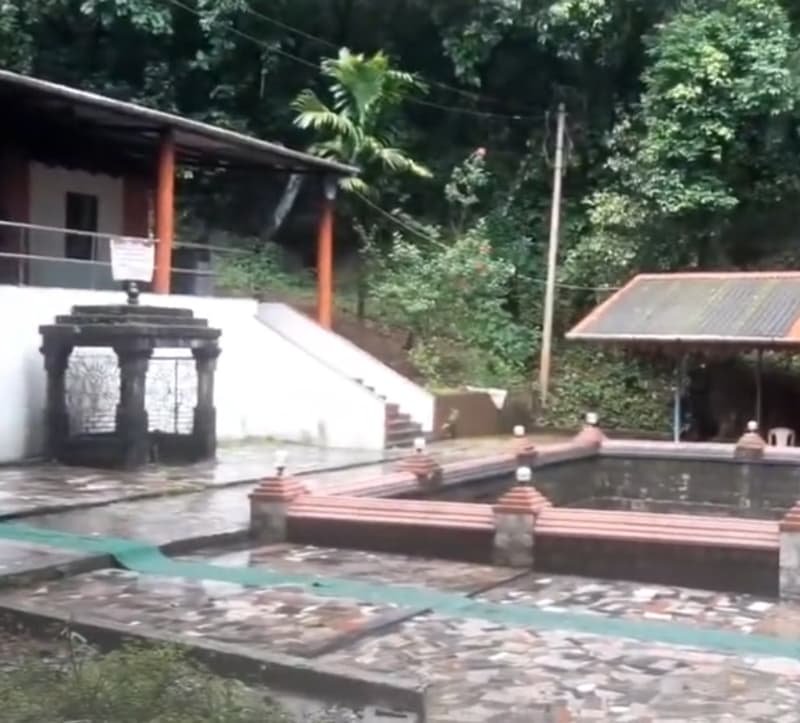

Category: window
[65, 192, 98, 260]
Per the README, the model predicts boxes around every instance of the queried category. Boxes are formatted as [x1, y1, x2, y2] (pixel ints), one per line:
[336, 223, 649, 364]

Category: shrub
[371, 222, 534, 387]
[0, 640, 291, 723]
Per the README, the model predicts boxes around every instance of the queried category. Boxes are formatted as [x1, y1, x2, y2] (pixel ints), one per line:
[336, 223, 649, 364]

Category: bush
[371, 222, 534, 388]
[0, 640, 291, 723]
[217, 242, 310, 297]
[535, 347, 673, 432]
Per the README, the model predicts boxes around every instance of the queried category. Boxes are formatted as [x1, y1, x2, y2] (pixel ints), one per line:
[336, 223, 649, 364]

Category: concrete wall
[258, 303, 434, 431]
[28, 163, 123, 290]
[0, 286, 387, 462]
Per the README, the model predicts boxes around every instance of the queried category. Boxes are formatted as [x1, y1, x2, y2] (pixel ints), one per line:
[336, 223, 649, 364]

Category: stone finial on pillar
[735, 420, 766, 460]
[396, 437, 442, 488]
[249, 455, 308, 542]
[574, 411, 606, 447]
[780, 501, 800, 600]
[492, 485, 551, 567]
[511, 425, 537, 467]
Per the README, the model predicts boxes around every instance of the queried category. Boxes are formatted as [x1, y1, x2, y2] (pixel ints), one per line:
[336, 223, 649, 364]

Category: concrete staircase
[355, 381, 423, 449]
[257, 303, 434, 450]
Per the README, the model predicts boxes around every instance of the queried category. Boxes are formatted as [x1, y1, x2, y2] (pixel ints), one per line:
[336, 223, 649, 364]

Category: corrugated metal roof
[567, 272, 800, 348]
[0, 70, 358, 175]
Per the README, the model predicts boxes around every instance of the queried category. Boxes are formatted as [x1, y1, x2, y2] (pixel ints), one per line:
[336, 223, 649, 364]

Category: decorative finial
[125, 281, 140, 306]
[516, 466, 533, 484]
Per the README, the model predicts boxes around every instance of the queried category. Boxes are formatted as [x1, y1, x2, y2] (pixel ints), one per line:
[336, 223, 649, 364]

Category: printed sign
[110, 237, 155, 282]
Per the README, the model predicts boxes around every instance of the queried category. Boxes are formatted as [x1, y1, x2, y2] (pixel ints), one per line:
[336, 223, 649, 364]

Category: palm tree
[292, 48, 431, 317]
[292, 47, 432, 193]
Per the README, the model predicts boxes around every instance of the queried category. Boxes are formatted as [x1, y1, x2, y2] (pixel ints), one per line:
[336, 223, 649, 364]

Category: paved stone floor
[3, 541, 800, 720]
[0, 442, 394, 519]
[4, 433, 800, 721]
[0, 435, 538, 521]
[184, 544, 519, 593]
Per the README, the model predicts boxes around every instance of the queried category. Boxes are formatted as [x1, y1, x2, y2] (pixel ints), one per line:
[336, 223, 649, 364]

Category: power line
[237, 0, 542, 116]
[354, 192, 620, 293]
[164, 0, 543, 122]
[165, 0, 318, 69]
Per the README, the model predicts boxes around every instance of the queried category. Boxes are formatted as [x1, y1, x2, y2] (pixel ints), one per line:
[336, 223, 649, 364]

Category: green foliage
[0, 641, 290, 723]
[293, 48, 432, 196]
[536, 347, 673, 432]
[217, 243, 306, 296]
[572, 0, 800, 279]
[372, 223, 533, 387]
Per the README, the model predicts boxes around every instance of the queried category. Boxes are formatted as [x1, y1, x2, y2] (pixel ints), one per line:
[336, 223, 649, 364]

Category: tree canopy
[4, 0, 800, 424]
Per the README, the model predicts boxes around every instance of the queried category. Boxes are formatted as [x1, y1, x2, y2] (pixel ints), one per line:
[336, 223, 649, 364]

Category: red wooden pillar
[153, 129, 175, 294]
[316, 177, 337, 329]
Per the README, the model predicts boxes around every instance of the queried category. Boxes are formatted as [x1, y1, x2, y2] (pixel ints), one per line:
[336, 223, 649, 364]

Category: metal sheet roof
[567, 272, 800, 349]
[0, 69, 357, 175]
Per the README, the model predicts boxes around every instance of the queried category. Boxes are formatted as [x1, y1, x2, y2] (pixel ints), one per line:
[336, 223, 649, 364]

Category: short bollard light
[274, 449, 288, 477]
[586, 411, 599, 426]
[413, 437, 427, 453]
[513, 425, 526, 438]
[516, 466, 533, 484]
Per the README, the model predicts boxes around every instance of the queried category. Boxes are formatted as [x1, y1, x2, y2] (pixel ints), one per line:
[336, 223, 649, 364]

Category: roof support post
[154, 128, 175, 294]
[755, 349, 764, 429]
[673, 354, 687, 443]
[316, 176, 337, 329]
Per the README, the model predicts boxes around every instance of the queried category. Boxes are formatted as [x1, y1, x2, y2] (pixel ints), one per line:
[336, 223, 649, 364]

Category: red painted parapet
[780, 501, 800, 600]
[735, 421, 766, 460]
[780, 501, 800, 533]
[287, 495, 494, 561]
[573, 412, 606, 448]
[535, 507, 778, 550]
[249, 470, 309, 543]
[511, 425, 538, 467]
[250, 476, 308, 502]
[494, 486, 551, 516]
[492, 485, 553, 568]
[321, 471, 419, 498]
[396, 448, 443, 488]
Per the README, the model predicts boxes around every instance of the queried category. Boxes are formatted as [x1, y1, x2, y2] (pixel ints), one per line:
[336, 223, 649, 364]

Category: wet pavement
[183, 543, 520, 593]
[0, 436, 539, 521]
[3, 544, 800, 720]
[0, 442, 396, 519]
[3, 433, 800, 721]
[322, 614, 800, 722]
[0, 540, 99, 585]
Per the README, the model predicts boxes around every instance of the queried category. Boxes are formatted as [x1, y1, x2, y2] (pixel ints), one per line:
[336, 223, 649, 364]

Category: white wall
[258, 303, 435, 431]
[27, 163, 123, 290]
[0, 286, 387, 462]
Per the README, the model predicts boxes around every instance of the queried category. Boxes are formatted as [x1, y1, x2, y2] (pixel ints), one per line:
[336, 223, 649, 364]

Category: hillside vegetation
[9, 0, 800, 433]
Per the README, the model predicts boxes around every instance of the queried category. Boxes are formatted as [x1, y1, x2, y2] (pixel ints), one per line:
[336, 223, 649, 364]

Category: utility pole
[538, 103, 567, 407]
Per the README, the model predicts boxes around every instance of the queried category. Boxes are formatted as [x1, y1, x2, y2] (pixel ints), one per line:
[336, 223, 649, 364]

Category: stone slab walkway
[3, 540, 800, 720]
[0, 442, 395, 519]
[0, 435, 536, 521]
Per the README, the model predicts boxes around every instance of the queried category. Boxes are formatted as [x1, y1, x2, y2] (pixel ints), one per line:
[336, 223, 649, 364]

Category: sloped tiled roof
[567, 272, 800, 348]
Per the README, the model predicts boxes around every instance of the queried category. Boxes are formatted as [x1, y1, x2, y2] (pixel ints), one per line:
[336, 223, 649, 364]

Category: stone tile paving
[7, 568, 410, 658]
[183, 544, 519, 593]
[0, 442, 395, 520]
[0, 434, 542, 521]
[478, 573, 799, 639]
[321, 613, 800, 722]
[22, 484, 254, 546]
[9, 436, 553, 544]
[0, 540, 93, 581]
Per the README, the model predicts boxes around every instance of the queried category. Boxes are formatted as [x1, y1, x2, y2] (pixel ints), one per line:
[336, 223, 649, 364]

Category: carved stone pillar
[114, 342, 153, 469]
[40, 341, 72, 460]
[192, 343, 220, 460]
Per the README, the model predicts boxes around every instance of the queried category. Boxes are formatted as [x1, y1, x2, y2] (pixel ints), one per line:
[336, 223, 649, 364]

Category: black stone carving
[40, 304, 221, 469]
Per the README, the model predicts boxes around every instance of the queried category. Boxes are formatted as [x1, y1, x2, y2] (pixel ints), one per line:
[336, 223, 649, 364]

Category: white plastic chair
[768, 427, 796, 447]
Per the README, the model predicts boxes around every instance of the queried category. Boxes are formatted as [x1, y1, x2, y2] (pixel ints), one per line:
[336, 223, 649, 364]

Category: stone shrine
[39, 300, 221, 469]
